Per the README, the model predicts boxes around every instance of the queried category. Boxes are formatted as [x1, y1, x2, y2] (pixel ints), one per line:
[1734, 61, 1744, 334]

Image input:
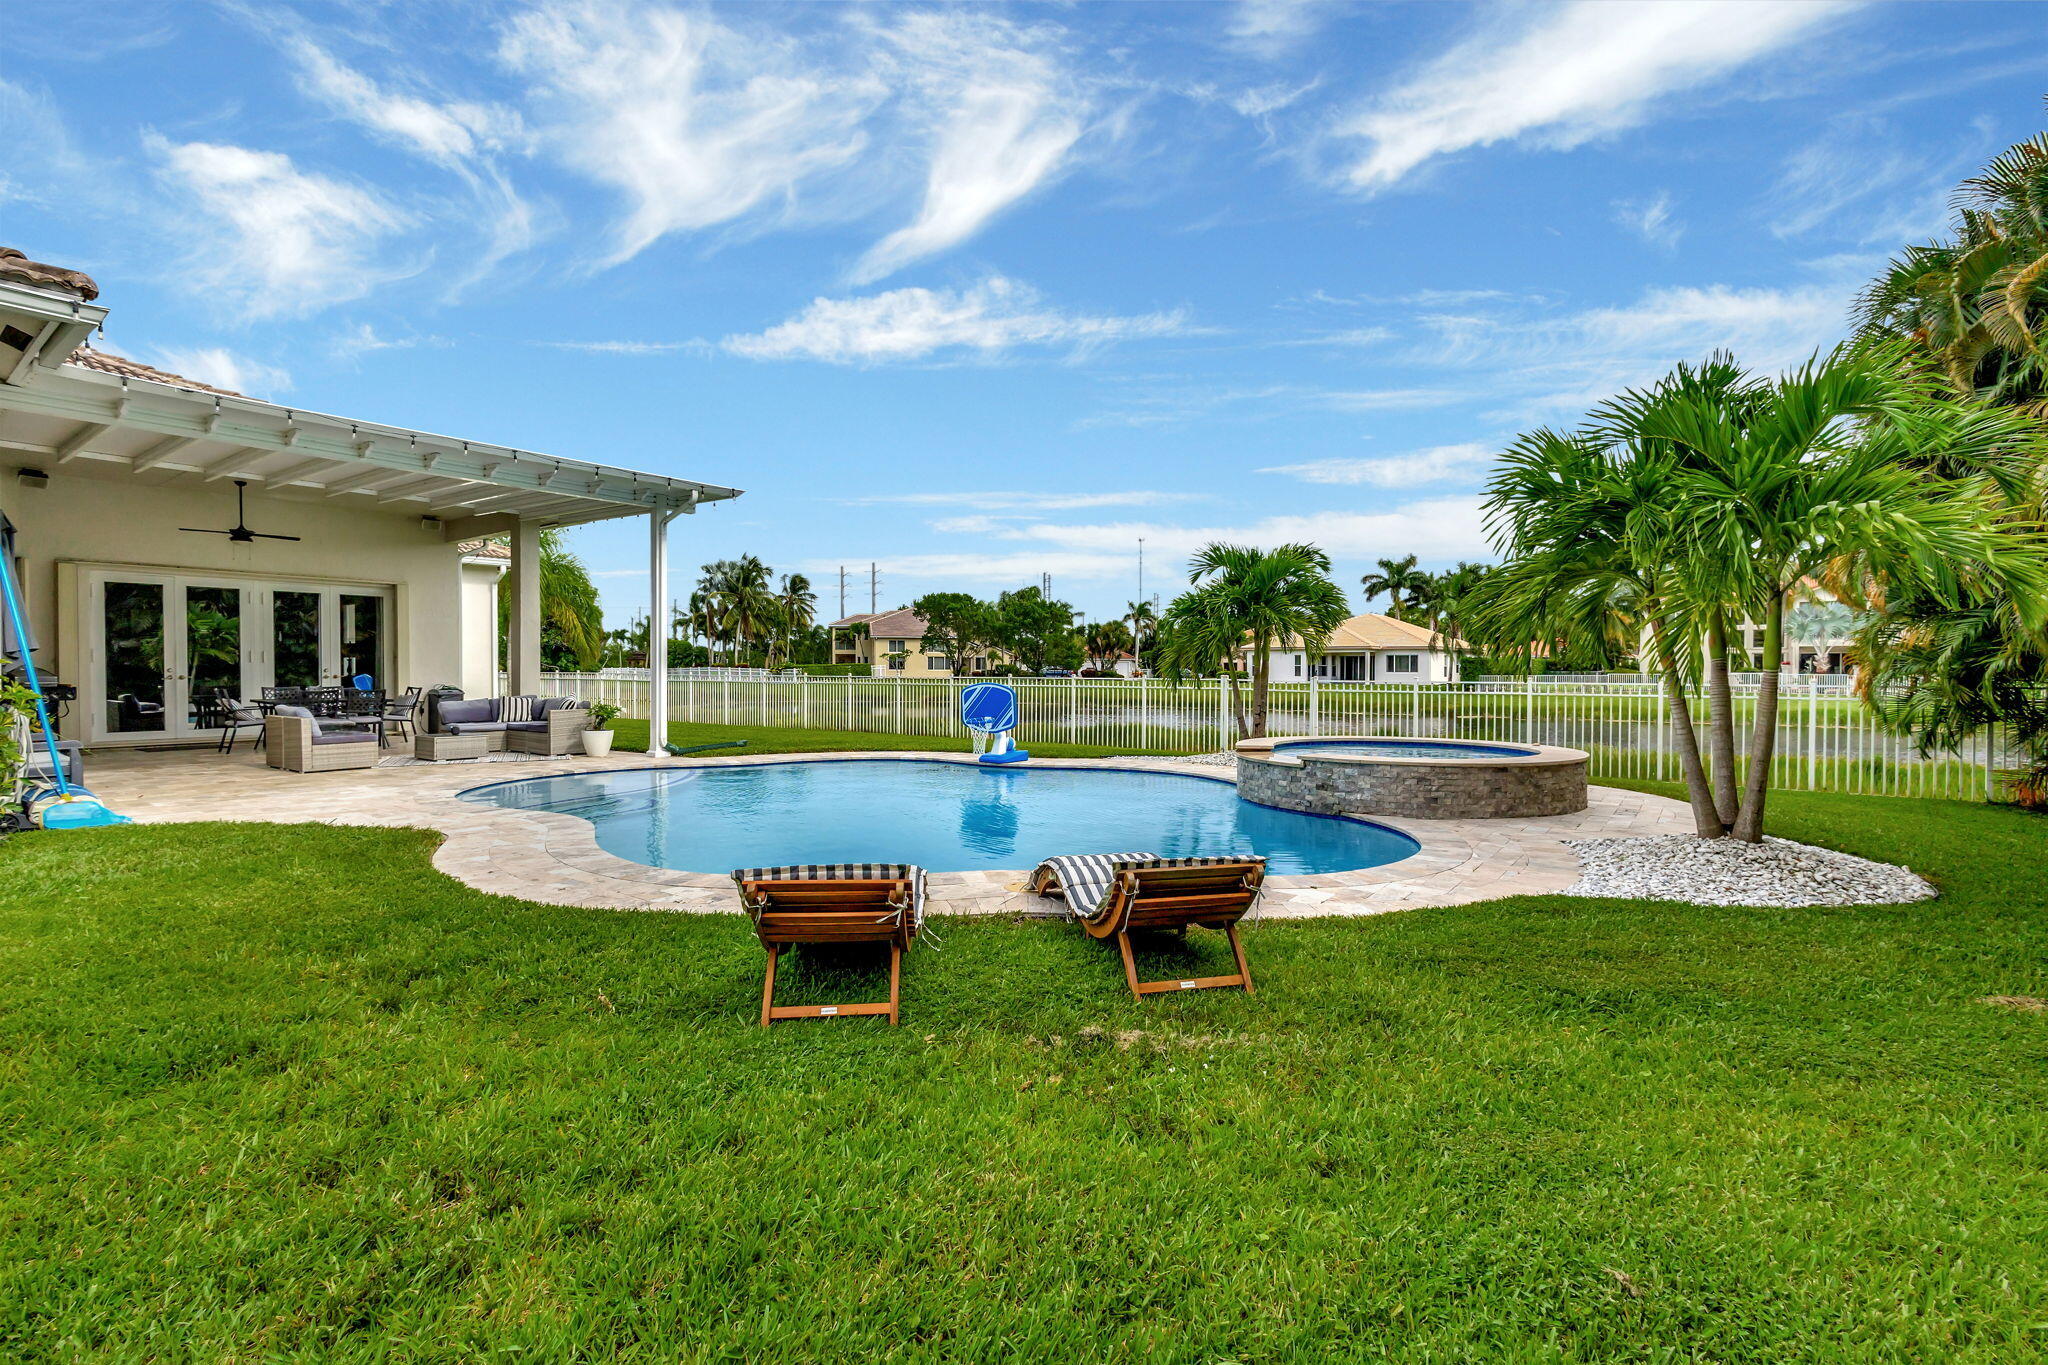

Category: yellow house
[830, 608, 1006, 677]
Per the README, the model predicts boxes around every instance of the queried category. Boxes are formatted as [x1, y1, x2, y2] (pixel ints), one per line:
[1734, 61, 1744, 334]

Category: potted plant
[580, 702, 621, 757]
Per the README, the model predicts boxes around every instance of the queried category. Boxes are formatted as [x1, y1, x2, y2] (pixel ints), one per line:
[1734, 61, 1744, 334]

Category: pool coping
[1235, 738, 1588, 768]
[84, 747, 1700, 919]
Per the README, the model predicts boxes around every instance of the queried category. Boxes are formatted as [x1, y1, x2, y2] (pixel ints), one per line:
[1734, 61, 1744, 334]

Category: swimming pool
[1270, 738, 1542, 759]
[460, 759, 1419, 876]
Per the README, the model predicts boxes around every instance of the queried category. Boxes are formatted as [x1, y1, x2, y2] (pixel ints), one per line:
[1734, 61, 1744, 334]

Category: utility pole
[1137, 536, 1145, 610]
[837, 566, 846, 620]
[1041, 571, 1052, 597]
[869, 563, 878, 614]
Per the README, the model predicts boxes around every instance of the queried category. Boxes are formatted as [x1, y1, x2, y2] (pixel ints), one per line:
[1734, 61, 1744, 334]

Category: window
[1383, 653, 1420, 675]
[1293, 654, 1303, 677]
[927, 655, 950, 670]
[887, 654, 906, 671]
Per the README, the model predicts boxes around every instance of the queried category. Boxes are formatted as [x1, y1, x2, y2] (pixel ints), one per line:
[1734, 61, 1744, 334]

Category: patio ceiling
[0, 341, 741, 534]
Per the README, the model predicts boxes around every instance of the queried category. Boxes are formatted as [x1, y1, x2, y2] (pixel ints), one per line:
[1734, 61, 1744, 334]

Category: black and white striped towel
[1033, 853, 1267, 920]
[730, 863, 928, 935]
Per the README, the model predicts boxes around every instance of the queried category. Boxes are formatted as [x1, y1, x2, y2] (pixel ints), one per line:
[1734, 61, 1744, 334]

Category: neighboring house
[0, 247, 738, 745]
[1243, 613, 1462, 684]
[829, 608, 1007, 676]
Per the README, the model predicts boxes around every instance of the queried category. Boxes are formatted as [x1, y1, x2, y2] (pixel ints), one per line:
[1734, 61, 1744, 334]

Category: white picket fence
[537, 671, 2018, 802]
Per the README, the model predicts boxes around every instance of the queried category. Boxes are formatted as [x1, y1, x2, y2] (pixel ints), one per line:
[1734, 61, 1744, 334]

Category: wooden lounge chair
[1030, 852, 1266, 1000]
[730, 863, 926, 1027]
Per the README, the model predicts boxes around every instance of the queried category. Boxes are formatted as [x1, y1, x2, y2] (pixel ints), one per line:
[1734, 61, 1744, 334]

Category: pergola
[0, 270, 738, 742]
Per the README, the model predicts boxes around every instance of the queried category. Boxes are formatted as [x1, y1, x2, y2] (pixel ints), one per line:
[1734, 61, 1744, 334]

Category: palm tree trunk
[1705, 611, 1737, 832]
[1731, 599, 1784, 843]
[1226, 669, 1249, 741]
[1650, 616, 1725, 838]
[1250, 640, 1271, 738]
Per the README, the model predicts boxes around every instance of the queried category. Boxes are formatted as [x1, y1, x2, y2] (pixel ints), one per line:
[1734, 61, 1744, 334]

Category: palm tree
[1158, 543, 1350, 740]
[697, 557, 777, 665]
[1361, 554, 1431, 620]
[775, 573, 816, 669]
[1124, 599, 1158, 670]
[1479, 345, 2048, 842]
[1856, 115, 2048, 414]
[1083, 620, 1134, 672]
[496, 529, 605, 672]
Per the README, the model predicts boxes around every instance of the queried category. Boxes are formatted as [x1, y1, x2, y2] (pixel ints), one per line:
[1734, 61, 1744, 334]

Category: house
[1242, 613, 1462, 684]
[830, 608, 1006, 676]
[0, 247, 738, 746]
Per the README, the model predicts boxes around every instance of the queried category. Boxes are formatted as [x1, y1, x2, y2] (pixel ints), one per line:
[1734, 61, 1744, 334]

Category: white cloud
[1260, 443, 1496, 488]
[1613, 191, 1682, 248]
[857, 490, 1207, 510]
[148, 346, 292, 397]
[722, 277, 1191, 364]
[1332, 0, 1854, 192]
[853, 11, 1095, 283]
[145, 135, 412, 316]
[543, 339, 703, 355]
[1415, 279, 1855, 413]
[499, 0, 880, 265]
[969, 499, 1495, 565]
[286, 37, 519, 166]
[1225, 0, 1339, 58]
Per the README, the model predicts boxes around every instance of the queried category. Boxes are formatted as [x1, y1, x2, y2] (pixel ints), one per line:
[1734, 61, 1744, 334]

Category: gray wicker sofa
[264, 704, 379, 773]
[437, 695, 591, 756]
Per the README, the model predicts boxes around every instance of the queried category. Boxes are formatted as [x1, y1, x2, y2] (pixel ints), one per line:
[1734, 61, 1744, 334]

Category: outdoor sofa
[264, 704, 379, 773]
[436, 695, 591, 756]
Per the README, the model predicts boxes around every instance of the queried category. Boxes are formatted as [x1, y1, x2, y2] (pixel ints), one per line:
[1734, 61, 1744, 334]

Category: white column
[648, 509, 674, 752]
[507, 519, 542, 695]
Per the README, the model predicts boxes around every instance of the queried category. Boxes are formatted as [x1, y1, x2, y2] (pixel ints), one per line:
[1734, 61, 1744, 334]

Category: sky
[5, 0, 2046, 628]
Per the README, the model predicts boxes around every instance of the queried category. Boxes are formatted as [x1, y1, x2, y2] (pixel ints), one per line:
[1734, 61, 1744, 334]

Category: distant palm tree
[1158, 543, 1350, 740]
[1083, 620, 1133, 672]
[774, 573, 816, 668]
[497, 529, 604, 672]
[697, 557, 776, 665]
[1124, 599, 1157, 669]
[1360, 554, 1431, 620]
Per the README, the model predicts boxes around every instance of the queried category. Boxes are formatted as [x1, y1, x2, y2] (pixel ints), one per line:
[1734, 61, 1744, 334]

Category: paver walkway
[86, 747, 1696, 918]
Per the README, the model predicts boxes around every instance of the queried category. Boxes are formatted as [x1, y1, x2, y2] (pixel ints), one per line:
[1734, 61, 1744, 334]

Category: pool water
[1272, 739, 1540, 759]
[461, 760, 1418, 876]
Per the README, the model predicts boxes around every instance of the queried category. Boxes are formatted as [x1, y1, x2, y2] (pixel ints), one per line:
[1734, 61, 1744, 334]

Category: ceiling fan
[180, 479, 302, 544]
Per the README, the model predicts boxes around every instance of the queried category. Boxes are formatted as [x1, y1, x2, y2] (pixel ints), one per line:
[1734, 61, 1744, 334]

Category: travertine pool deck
[85, 747, 1696, 919]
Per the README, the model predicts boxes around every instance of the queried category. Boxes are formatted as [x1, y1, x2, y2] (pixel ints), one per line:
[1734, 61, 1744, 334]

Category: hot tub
[1234, 736, 1589, 820]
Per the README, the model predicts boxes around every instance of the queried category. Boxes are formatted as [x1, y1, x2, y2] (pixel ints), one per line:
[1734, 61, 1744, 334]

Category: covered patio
[0, 248, 737, 752]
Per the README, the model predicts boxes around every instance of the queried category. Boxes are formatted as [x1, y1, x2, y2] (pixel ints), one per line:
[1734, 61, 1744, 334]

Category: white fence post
[1217, 675, 1230, 751]
[1308, 677, 1319, 736]
[1806, 675, 1819, 790]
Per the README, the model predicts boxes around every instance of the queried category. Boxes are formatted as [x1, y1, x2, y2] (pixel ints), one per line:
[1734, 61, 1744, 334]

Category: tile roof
[0, 247, 98, 300]
[457, 538, 510, 559]
[66, 345, 244, 397]
[1266, 613, 1462, 651]
[831, 608, 926, 638]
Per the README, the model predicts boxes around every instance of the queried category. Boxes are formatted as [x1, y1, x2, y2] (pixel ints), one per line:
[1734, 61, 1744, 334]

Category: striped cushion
[1032, 852, 1158, 920]
[730, 862, 927, 934]
[500, 694, 536, 722]
[1035, 853, 1267, 920]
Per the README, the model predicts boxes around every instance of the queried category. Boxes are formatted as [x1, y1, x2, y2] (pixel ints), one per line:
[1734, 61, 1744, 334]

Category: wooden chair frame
[1035, 860, 1264, 1000]
[736, 878, 916, 1027]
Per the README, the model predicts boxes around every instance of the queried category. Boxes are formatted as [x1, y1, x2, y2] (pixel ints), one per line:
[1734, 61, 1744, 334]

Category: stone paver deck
[84, 747, 1696, 918]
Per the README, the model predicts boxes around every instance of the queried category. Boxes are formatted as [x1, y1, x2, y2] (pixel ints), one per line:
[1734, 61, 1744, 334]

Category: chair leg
[1116, 931, 1143, 1000]
[888, 943, 902, 1026]
[1226, 922, 1255, 997]
[760, 945, 781, 1028]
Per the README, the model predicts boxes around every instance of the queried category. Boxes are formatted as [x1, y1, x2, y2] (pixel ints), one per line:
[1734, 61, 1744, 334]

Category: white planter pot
[580, 729, 615, 757]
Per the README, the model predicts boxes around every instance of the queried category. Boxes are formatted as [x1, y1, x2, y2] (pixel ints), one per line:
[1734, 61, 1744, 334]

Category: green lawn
[1, 786, 2044, 1359]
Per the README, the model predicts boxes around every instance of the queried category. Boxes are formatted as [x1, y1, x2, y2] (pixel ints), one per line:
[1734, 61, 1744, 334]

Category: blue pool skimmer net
[0, 514, 129, 830]
[960, 682, 1029, 765]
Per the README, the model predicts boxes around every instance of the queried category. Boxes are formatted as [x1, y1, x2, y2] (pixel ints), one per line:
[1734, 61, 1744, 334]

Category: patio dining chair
[1030, 853, 1265, 1000]
[730, 864, 927, 1027]
[216, 698, 267, 753]
[382, 685, 423, 741]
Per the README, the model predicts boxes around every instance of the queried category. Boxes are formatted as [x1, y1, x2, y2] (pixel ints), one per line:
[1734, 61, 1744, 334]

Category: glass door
[180, 581, 248, 732]
[272, 589, 323, 689]
[99, 577, 171, 737]
[338, 593, 385, 689]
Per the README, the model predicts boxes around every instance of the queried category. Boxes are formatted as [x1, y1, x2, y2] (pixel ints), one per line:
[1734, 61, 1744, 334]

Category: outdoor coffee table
[414, 732, 488, 762]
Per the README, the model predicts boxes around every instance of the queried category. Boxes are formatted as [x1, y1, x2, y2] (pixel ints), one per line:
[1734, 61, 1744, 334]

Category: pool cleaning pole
[0, 548, 75, 798]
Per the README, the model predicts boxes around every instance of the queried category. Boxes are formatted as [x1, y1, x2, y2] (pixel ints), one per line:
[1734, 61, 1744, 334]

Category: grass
[2, 786, 2045, 1359]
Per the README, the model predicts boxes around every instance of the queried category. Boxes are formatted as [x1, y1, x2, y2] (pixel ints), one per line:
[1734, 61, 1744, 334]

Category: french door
[85, 570, 392, 742]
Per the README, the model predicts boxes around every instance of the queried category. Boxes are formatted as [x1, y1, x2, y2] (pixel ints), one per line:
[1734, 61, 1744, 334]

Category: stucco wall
[1238, 751, 1588, 819]
[0, 467, 474, 709]
[458, 560, 502, 697]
